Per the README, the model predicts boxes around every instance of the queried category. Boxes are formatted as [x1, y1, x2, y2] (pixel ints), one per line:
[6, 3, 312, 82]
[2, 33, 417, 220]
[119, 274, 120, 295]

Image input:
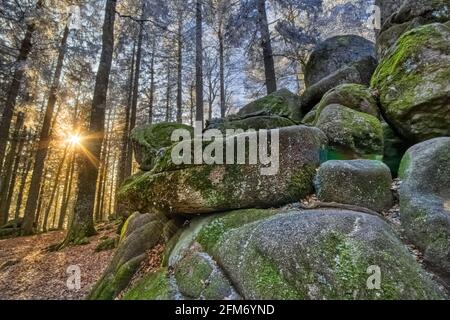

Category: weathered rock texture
[399, 137, 450, 280]
[372, 23, 450, 143]
[118, 126, 327, 216]
[314, 160, 393, 212]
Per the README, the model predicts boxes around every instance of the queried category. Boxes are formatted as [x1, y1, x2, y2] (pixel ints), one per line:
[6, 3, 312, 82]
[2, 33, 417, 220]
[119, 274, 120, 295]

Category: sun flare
[67, 134, 81, 145]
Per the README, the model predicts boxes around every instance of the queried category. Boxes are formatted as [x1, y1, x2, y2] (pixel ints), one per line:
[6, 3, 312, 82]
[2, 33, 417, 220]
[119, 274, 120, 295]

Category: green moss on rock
[122, 269, 171, 300]
[371, 23, 450, 142]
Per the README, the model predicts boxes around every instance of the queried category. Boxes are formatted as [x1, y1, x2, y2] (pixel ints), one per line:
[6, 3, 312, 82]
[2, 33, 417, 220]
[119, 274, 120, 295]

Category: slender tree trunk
[95, 106, 114, 222]
[195, 0, 204, 127]
[176, 16, 183, 123]
[42, 146, 68, 232]
[51, 185, 62, 230]
[14, 138, 33, 220]
[34, 166, 47, 227]
[0, 113, 25, 224]
[165, 64, 172, 122]
[257, 0, 277, 94]
[117, 42, 136, 190]
[62, 0, 117, 246]
[148, 39, 156, 124]
[57, 151, 74, 229]
[125, 18, 143, 179]
[218, 26, 226, 118]
[21, 22, 71, 235]
[107, 155, 117, 219]
[2, 126, 27, 221]
[190, 82, 195, 126]
[0, 0, 43, 171]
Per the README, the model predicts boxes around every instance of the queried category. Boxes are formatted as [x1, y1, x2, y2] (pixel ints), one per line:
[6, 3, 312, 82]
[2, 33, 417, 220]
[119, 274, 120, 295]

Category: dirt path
[0, 225, 116, 300]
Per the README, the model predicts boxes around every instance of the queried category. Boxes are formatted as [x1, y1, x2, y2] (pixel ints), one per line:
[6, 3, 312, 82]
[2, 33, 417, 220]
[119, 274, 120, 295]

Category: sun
[67, 134, 81, 145]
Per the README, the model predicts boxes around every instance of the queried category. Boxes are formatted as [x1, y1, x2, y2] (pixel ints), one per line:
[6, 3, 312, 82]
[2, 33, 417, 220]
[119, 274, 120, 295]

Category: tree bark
[165, 61, 172, 122]
[62, 0, 117, 246]
[21, 22, 71, 235]
[14, 137, 33, 220]
[218, 25, 226, 118]
[42, 145, 68, 232]
[195, 0, 204, 127]
[148, 39, 156, 124]
[0, 113, 25, 225]
[2, 126, 27, 222]
[125, 17, 143, 179]
[0, 0, 43, 172]
[176, 15, 183, 123]
[57, 151, 75, 229]
[117, 41, 136, 191]
[256, 0, 277, 94]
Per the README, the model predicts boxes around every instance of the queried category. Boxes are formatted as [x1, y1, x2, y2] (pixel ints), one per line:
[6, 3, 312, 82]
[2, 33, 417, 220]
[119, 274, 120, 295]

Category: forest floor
[0, 223, 117, 300]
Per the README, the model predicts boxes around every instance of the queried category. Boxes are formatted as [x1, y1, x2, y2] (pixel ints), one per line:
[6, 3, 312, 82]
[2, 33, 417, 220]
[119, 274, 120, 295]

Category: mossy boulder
[206, 114, 297, 133]
[131, 122, 194, 171]
[304, 35, 376, 88]
[88, 212, 176, 300]
[371, 23, 450, 143]
[122, 208, 446, 300]
[314, 160, 393, 212]
[118, 126, 327, 216]
[377, 0, 450, 59]
[315, 104, 384, 159]
[304, 84, 379, 124]
[398, 137, 450, 281]
[236, 89, 302, 121]
[214, 209, 445, 299]
[301, 57, 378, 114]
[122, 268, 172, 300]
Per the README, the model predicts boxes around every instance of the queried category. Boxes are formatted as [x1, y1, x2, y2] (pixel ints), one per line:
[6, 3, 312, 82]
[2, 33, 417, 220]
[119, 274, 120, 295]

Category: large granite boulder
[304, 35, 376, 88]
[314, 160, 393, 212]
[118, 126, 327, 217]
[314, 104, 384, 160]
[236, 89, 302, 121]
[302, 84, 379, 124]
[399, 137, 450, 279]
[122, 208, 446, 300]
[131, 122, 194, 171]
[372, 23, 450, 143]
[377, 0, 450, 59]
[206, 113, 296, 133]
[301, 57, 378, 114]
[88, 212, 178, 300]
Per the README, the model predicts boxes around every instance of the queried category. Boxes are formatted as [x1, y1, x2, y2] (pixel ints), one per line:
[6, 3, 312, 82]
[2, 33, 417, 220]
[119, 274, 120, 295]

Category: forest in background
[0, 0, 373, 244]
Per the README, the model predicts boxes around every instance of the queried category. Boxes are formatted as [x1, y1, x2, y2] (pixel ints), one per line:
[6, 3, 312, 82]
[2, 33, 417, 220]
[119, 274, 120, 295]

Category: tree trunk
[14, 137, 33, 220]
[0, 113, 25, 224]
[2, 126, 27, 222]
[62, 0, 117, 246]
[21, 22, 71, 235]
[125, 18, 143, 179]
[176, 16, 183, 123]
[0, 0, 43, 171]
[117, 42, 136, 191]
[195, 0, 204, 127]
[218, 25, 226, 118]
[257, 0, 277, 94]
[42, 146, 68, 232]
[148, 39, 156, 124]
[165, 63, 172, 122]
[57, 151, 75, 229]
